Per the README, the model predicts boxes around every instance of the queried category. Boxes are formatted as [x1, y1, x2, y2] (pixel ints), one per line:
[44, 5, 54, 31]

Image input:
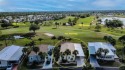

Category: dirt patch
[44, 33, 54, 37]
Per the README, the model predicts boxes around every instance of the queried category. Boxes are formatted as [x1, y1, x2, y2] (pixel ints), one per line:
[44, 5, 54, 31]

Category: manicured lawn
[0, 16, 124, 49]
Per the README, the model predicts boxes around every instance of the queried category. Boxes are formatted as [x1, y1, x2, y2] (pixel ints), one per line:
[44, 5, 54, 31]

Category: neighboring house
[59, 42, 86, 67]
[0, 45, 24, 69]
[88, 42, 118, 61]
[28, 45, 54, 65]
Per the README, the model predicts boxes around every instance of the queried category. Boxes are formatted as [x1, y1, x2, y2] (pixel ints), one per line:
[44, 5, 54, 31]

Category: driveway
[90, 55, 100, 67]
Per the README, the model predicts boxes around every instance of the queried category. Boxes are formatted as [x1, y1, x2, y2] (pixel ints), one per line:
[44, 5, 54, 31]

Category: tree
[64, 49, 71, 55]
[1, 19, 12, 29]
[0, 35, 11, 46]
[38, 52, 44, 59]
[81, 22, 84, 28]
[73, 50, 79, 56]
[103, 36, 108, 42]
[83, 64, 95, 70]
[34, 20, 40, 25]
[103, 49, 109, 60]
[38, 38, 43, 44]
[119, 35, 125, 60]
[119, 65, 125, 70]
[105, 19, 123, 29]
[29, 24, 40, 33]
[33, 47, 39, 54]
[96, 48, 103, 60]
[55, 22, 59, 28]
[22, 48, 28, 54]
[103, 36, 116, 46]
[51, 36, 56, 44]
[95, 24, 101, 32]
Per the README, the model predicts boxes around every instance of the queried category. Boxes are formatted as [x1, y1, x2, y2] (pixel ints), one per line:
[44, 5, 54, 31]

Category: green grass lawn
[0, 16, 124, 49]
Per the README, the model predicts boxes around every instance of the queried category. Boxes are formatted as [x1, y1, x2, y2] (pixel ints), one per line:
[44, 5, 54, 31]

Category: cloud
[92, 0, 124, 7]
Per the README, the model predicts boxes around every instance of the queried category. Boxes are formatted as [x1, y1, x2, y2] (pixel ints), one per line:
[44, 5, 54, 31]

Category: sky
[0, 0, 125, 12]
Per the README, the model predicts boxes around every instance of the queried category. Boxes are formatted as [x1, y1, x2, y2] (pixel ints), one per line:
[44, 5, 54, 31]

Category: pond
[13, 35, 24, 39]
[101, 17, 125, 25]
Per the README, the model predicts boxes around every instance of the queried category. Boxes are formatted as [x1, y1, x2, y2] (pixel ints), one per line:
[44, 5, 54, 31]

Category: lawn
[0, 16, 124, 49]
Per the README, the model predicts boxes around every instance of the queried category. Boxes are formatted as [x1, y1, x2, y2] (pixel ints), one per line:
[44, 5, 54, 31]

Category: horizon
[0, 0, 125, 12]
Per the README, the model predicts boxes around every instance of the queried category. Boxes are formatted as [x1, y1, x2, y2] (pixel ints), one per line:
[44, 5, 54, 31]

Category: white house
[88, 42, 118, 61]
[28, 45, 54, 64]
[0, 45, 24, 69]
[60, 42, 86, 66]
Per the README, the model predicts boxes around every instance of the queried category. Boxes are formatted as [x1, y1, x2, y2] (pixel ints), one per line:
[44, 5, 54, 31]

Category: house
[0, 45, 24, 69]
[59, 42, 85, 67]
[88, 42, 118, 61]
[28, 45, 48, 64]
[28, 45, 54, 65]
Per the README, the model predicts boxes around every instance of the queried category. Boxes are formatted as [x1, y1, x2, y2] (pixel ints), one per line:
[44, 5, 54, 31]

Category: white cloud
[92, 0, 124, 7]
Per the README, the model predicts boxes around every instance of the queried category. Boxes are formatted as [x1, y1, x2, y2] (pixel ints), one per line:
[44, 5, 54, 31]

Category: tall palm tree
[22, 48, 28, 54]
[81, 22, 84, 28]
[96, 48, 103, 60]
[64, 49, 71, 55]
[103, 49, 109, 61]
[73, 50, 79, 56]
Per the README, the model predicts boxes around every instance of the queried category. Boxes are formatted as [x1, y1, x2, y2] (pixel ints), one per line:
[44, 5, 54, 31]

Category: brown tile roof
[60, 42, 75, 53]
[29, 45, 48, 56]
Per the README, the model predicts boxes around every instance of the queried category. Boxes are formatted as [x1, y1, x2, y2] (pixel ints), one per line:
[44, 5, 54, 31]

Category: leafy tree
[51, 36, 56, 44]
[103, 36, 116, 46]
[119, 65, 125, 70]
[95, 24, 101, 32]
[119, 35, 125, 60]
[1, 20, 12, 29]
[29, 24, 40, 33]
[38, 38, 43, 43]
[105, 19, 123, 29]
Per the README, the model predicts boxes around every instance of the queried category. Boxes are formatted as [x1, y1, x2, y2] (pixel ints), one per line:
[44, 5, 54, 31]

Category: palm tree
[55, 22, 59, 28]
[96, 48, 103, 60]
[33, 47, 39, 54]
[22, 48, 28, 55]
[81, 22, 84, 28]
[82, 64, 95, 70]
[38, 52, 46, 61]
[73, 50, 79, 56]
[103, 49, 109, 61]
[64, 49, 71, 55]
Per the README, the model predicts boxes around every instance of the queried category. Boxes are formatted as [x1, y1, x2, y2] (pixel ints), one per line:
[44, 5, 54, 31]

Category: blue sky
[0, 0, 125, 12]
